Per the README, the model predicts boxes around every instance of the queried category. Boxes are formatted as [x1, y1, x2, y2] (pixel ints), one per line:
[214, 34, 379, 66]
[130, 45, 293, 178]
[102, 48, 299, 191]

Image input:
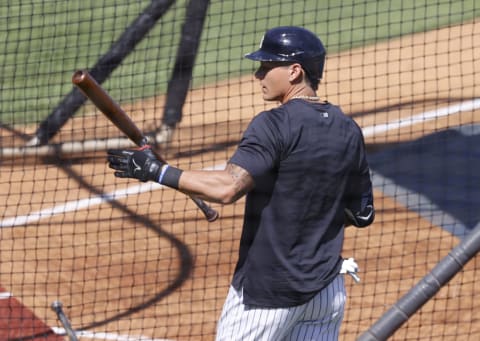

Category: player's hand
[107, 146, 164, 182]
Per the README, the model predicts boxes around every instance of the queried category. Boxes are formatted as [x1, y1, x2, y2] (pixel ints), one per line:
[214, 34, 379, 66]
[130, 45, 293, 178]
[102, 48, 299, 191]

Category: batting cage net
[1, 0, 479, 340]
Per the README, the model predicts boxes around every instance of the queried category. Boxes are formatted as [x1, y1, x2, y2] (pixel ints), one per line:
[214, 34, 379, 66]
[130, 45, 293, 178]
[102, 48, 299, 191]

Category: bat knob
[206, 210, 219, 222]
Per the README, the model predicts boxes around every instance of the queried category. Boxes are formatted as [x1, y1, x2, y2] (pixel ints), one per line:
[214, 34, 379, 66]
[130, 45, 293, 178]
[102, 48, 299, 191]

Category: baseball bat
[72, 69, 218, 222]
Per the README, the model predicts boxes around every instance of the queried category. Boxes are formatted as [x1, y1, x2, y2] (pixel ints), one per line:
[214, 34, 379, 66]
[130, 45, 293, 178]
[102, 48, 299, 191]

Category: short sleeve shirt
[229, 99, 372, 308]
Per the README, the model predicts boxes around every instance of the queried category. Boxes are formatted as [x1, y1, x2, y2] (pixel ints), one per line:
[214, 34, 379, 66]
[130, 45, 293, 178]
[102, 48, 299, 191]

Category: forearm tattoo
[226, 163, 254, 198]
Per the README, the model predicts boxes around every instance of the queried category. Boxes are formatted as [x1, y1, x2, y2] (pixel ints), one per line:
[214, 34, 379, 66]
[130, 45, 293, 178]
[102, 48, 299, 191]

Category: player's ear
[288, 63, 304, 83]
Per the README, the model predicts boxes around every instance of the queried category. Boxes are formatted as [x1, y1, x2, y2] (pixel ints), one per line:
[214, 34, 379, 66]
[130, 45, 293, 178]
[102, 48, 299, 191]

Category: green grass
[0, 0, 478, 124]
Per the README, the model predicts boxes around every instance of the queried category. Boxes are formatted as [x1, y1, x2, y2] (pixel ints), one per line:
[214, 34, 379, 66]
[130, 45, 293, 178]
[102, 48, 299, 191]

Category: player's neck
[285, 88, 319, 103]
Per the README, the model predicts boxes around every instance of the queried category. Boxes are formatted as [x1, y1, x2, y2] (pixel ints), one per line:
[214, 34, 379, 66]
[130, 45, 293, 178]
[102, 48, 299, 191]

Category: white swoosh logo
[357, 205, 374, 222]
[132, 159, 142, 173]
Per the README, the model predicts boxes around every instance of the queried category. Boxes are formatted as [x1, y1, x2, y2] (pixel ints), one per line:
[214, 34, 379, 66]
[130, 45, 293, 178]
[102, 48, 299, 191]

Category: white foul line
[0, 164, 224, 228]
[0, 182, 164, 228]
[1, 99, 479, 228]
[362, 98, 480, 137]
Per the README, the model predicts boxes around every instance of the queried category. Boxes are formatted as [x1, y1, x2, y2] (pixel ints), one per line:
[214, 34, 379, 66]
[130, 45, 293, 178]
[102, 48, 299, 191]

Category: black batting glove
[107, 146, 163, 182]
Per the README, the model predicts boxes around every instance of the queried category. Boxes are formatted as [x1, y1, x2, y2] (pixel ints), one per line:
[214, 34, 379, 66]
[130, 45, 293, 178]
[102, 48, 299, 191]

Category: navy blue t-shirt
[229, 99, 373, 308]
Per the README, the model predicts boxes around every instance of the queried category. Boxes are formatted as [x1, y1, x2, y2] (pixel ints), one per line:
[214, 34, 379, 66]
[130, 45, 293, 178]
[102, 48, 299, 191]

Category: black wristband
[159, 165, 183, 189]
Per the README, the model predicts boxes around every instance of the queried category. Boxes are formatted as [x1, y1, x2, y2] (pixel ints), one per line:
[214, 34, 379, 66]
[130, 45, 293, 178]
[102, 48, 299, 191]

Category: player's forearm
[176, 163, 254, 204]
[177, 170, 245, 204]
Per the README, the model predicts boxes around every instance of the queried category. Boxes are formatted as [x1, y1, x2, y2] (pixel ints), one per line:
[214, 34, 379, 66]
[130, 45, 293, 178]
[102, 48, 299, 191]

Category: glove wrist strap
[158, 165, 183, 189]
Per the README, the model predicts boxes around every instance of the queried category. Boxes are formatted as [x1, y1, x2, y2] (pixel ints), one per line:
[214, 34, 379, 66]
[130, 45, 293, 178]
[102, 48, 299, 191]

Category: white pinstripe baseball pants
[215, 275, 346, 341]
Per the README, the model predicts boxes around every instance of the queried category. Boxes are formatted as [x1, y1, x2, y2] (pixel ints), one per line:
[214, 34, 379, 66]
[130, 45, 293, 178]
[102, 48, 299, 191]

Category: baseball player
[107, 26, 375, 340]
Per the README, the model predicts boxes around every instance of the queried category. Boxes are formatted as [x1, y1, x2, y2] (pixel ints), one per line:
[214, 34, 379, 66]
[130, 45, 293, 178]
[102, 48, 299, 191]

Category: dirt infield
[1, 21, 479, 340]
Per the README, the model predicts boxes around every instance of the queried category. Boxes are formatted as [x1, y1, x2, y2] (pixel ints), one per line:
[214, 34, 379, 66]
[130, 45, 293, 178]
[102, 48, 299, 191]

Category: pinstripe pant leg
[284, 275, 346, 341]
[215, 286, 305, 341]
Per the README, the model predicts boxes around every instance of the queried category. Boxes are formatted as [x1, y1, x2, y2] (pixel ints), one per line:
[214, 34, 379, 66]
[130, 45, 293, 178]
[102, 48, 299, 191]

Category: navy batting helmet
[245, 26, 326, 86]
